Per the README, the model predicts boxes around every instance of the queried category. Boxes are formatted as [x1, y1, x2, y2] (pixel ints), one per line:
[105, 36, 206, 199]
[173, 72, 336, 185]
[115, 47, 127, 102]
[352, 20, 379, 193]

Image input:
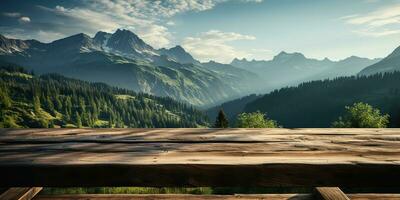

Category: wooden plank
[2, 128, 400, 143]
[348, 194, 400, 200]
[0, 187, 42, 200]
[32, 194, 400, 200]
[1, 129, 400, 187]
[315, 187, 349, 200]
[33, 194, 312, 200]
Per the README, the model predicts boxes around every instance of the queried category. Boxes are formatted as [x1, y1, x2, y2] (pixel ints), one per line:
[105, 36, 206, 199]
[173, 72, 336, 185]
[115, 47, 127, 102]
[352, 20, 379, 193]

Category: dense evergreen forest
[0, 65, 208, 128]
[245, 72, 400, 127]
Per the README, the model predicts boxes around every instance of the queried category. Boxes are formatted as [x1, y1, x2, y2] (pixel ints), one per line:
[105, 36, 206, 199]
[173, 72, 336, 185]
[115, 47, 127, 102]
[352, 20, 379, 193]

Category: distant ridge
[359, 46, 400, 76]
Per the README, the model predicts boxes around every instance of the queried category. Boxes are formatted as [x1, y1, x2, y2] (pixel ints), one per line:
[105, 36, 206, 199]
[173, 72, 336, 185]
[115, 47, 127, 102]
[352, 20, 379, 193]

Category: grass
[41, 187, 313, 195]
[42, 187, 213, 195]
[40, 187, 400, 195]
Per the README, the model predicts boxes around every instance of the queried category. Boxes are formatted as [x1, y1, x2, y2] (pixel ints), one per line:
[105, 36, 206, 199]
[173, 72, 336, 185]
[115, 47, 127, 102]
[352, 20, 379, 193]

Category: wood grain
[1, 129, 400, 187]
[33, 194, 312, 200]
[315, 187, 349, 200]
[32, 194, 400, 200]
[0, 187, 42, 200]
[347, 194, 400, 200]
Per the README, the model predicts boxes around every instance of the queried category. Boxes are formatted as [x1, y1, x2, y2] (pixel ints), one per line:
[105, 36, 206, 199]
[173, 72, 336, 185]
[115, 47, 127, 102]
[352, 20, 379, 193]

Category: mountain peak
[323, 57, 331, 62]
[171, 45, 185, 51]
[105, 28, 155, 57]
[51, 33, 91, 45]
[231, 57, 247, 63]
[94, 31, 109, 38]
[273, 51, 305, 61]
[113, 29, 140, 39]
[386, 45, 400, 59]
[158, 45, 198, 64]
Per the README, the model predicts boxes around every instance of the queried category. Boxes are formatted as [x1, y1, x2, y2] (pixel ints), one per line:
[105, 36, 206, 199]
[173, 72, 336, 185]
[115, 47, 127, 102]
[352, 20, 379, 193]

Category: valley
[1, 29, 400, 128]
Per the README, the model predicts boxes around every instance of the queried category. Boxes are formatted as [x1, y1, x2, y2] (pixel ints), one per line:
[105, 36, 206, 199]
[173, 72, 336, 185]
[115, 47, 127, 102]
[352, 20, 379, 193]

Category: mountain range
[0, 29, 258, 107]
[208, 44, 400, 126]
[0, 29, 385, 108]
[231, 52, 380, 91]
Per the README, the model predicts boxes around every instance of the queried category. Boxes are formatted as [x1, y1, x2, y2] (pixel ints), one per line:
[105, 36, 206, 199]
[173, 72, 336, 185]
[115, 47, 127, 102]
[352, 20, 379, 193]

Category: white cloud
[18, 17, 31, 23]
[353, 29, 400, 37]
[341, 4, 400, 37]
[166, 21, 176, 26]
[4, 0, 263, 47]
[3, 12, 31, 24]
[345, 5, 400, 27]
[182, 30, 256, 63]
[3, 12, 21, 17]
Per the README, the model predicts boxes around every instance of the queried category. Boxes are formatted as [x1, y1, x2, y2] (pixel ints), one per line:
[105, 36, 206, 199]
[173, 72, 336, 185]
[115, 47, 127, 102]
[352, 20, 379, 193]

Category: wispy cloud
[2, 12, 21, 17]
[341, 4, 400, 37]
[182, 30, 256, 63]
[353, 29, 400, 37]
[3, 12, 31, 24]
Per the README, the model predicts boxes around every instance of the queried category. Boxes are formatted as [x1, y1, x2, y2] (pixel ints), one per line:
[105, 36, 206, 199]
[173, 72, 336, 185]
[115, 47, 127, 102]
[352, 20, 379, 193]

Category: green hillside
[244, 73, 400, 127]
[0, 65, 208, 128]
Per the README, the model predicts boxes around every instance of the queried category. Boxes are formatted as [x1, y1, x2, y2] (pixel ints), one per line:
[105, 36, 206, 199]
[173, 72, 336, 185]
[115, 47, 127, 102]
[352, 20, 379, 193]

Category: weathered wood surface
[315, 187, 349, 200]
[33, 194, 312, 200]
[32, 194, 400, 200]
[1, 128, 400, 187]
[347, 194, 400, 200]
[0, 187, 42, 200]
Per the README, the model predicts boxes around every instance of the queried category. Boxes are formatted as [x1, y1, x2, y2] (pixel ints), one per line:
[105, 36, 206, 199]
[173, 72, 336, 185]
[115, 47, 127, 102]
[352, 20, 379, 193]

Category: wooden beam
[315, 187, 349, 200]
[0, 187, 42, 200]
[33, 194, 400, 200]
[2, 129, 400, 187]
[34, 194, 312, 200]
[347, 194, 400, 200]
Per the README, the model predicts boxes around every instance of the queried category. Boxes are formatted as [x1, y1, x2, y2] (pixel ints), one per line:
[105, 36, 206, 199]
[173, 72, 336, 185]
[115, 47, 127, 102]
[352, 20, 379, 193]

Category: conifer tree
[214, 109, 229, 128]
[33, 95, 41, 114]
[75, 111, 82, 128]
[0, 84, 11, 109]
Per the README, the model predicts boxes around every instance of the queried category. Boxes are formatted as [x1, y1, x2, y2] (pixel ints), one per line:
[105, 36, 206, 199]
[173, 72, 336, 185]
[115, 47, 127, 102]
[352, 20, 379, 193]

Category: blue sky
[1, 0, 400, 63]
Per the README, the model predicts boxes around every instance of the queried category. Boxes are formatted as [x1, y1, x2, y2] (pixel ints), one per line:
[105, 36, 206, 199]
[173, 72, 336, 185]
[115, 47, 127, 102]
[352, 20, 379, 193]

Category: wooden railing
[1, 128, 400, 199]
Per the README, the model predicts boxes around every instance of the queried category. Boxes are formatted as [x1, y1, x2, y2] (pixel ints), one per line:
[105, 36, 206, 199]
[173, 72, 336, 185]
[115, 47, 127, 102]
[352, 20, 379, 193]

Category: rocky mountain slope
[0, 30, 258, 107]
[359, 46, 400, 76]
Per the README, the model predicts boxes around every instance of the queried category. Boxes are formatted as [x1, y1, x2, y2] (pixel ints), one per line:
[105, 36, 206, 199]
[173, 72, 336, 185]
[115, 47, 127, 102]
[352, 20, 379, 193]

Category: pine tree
[0, 85, 11, 109]
[108, 115, 113, 128]
[75, 111, 82, 128]
[33, 95, 41, 114]
[214, 109, 229, 128]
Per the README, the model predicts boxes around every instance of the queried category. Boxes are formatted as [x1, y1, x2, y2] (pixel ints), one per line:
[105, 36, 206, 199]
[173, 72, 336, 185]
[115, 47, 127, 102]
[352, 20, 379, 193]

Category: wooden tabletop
[1, 128, 400, 187]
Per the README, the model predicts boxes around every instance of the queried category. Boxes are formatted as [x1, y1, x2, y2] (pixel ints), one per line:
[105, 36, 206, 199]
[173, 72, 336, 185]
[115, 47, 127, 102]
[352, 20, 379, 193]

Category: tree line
[215, 102, 391, 128]
[244, 72, 400, 127]
[0, 65, 208, 128]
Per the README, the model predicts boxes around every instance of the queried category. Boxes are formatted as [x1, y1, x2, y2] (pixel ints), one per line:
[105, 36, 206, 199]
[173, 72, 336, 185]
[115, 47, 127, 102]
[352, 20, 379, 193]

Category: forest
[0, 65, 208, 128]
[245, 72, 400, 127]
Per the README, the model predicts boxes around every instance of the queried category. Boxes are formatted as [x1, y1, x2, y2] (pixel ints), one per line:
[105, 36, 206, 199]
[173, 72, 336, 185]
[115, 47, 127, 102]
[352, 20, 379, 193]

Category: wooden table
[1, 128, 400, 199]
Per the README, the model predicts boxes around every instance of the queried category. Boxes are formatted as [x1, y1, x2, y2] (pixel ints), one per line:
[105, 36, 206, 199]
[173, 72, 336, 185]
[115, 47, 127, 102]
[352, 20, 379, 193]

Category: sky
[1, 0, 400, 63]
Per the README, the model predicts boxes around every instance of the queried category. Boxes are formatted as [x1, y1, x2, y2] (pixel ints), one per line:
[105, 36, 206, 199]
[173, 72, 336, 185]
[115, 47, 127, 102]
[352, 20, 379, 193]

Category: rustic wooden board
[315, 187, 349, 200]
[347, 194, 400, 200]
[1, 129, 400, 187]
[32, 194, 400, 200]
[33, 194, 312, 200]
[0, 187, 42, 200]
